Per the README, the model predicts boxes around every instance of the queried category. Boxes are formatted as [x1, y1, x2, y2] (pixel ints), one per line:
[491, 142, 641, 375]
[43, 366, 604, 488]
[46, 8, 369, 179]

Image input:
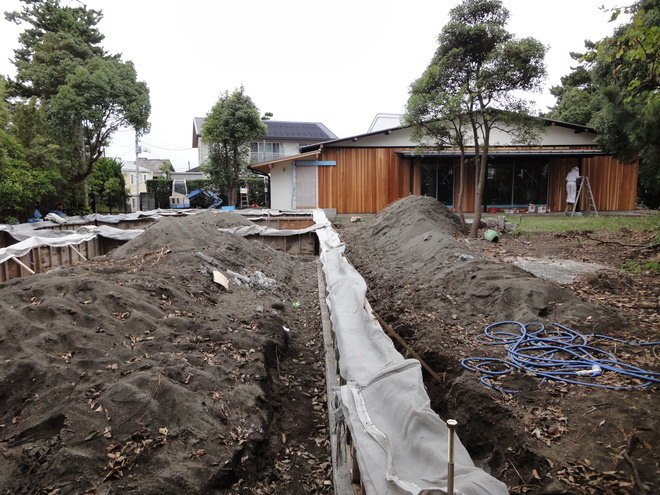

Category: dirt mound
[112, 211, 254, 257]
[351, 196, 627, 328]
[0, 215, 330, 494]
[369, 196, 464, 254]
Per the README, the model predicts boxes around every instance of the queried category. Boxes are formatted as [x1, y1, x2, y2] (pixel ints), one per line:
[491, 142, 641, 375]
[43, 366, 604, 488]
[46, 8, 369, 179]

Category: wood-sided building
[249, 119, 638, 214]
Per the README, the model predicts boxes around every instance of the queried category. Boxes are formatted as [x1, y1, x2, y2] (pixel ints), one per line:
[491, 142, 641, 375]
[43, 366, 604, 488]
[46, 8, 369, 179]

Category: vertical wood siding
[311, 146, 637, 214]
[582, 156, 638, 211]
[317, 148, 412, 213]
[549, 156, 637, 212]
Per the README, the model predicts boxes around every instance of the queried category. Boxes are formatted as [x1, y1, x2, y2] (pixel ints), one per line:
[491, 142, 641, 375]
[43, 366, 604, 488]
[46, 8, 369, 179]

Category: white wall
[333, 123, 598, 148]
[269, 161, 295, 210]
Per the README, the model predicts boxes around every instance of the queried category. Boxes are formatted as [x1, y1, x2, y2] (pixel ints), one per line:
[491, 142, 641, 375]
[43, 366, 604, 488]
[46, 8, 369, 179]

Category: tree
[201, 87, 267, 206]
[405, 79, 471, 233]
[88, 157, 125, 212]
[0, 77, 59, 221]
[405, 0, 546, 237]
[48, 56, 150, 184]
[159, 160, 173, 179]
[544, 58, 601, 125]
[591, 0, 660, 206]
[545, 1, 659, 207]
[4, 0, 150, 209]
[5, 0, 105, 99]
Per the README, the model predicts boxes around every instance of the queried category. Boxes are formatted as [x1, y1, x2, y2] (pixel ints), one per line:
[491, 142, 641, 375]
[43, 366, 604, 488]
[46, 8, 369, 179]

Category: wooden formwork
[109, 218, 155, 230]
[246, 216, 315, 230]
[0, 236, 108, 283]
[245, 232, 318, 255]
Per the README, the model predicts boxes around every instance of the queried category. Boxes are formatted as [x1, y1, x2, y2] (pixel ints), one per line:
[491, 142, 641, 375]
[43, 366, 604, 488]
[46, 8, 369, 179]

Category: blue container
[221, 206, 235, 211]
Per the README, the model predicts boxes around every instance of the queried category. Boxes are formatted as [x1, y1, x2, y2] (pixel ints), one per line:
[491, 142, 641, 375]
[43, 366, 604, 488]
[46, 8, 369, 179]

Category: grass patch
[621, 260, 660, 275]
[498, 213, 660, 234]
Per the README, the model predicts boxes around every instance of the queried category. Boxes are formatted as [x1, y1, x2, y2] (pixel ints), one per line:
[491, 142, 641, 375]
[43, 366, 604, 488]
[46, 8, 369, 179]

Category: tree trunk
[470, 147, 489, 238]
[456, 151, 467, 234]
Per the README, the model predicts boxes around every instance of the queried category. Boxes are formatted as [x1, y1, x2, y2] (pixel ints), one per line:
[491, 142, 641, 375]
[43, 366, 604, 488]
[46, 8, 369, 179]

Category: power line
[140, 139, 195, 152]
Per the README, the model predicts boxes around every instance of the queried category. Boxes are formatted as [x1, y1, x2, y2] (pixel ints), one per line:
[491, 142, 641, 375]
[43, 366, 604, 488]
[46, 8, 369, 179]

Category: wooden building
[249, 119, 638, 215]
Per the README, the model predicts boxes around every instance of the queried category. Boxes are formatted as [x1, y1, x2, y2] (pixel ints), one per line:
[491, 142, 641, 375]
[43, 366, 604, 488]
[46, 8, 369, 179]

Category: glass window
[485, 158, 548, 206]
[513, 161, 548, 205]
[485, 162, 513, 205]
[420, 160, 454, 206]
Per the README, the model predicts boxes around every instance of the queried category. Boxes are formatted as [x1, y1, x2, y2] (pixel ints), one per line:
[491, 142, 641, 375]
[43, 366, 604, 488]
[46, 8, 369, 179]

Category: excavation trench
[1, 200, 656, 494]
[339, 196, 658, 494]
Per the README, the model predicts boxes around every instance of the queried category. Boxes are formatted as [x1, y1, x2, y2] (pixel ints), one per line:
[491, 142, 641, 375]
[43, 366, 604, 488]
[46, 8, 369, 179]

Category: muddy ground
[0, 197, 658, 494]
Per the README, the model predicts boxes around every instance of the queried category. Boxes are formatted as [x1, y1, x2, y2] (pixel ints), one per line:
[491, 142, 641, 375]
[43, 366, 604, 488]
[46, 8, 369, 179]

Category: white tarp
[0, 225, 143, 265]
[312, 209, 508, 495]
[219, 222, 327, 238]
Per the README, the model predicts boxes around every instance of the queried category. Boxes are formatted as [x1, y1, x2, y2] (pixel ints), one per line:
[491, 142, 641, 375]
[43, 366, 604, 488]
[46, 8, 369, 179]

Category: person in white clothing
[565, 167, 581, 204]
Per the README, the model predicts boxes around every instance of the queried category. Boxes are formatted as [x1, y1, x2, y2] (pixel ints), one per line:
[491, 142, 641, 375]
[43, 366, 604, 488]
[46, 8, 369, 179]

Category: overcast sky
[1, 0, 626, 172]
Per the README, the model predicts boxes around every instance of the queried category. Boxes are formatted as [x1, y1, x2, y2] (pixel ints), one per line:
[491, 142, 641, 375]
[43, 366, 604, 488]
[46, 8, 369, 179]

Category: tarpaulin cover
[0, 225, 143, 265]
[219, 222, 326, 238]
[311, 210, 508, 495]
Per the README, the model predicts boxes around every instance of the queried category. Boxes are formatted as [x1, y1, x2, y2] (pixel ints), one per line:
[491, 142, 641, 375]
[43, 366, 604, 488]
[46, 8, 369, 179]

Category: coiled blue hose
[462, 321, 660, 392]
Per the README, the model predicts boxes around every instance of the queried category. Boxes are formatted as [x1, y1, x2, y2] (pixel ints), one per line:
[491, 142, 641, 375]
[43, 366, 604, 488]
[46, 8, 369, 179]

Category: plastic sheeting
[0, 225, 143, 265]
[311, 210, 508, 495]
[219, 222, 327, 238]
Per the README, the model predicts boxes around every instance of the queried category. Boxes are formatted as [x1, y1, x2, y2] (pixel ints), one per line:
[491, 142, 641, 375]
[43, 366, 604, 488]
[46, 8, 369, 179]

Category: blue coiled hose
[461, 321, 660, 392]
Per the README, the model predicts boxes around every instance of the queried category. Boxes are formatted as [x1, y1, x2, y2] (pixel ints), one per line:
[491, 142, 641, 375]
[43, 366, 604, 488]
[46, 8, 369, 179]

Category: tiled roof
[193, 119, 337, 141]
[262, 121, 337, 140]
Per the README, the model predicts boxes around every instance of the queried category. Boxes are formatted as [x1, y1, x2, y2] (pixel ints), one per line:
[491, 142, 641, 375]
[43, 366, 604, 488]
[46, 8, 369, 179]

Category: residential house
[133, 158, 175, 179]
[121, 161, 152, 212]
[192, 118, 338, 168]
[249, 118, 638, 214]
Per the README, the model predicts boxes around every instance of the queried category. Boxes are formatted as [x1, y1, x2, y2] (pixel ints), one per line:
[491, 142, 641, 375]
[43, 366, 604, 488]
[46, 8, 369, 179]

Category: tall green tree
[404, 82, 471, 233]
[591, 0, 659, 205]
[544, 58, 601, 125]
[5, 0, 105, 99]
[405, 0, 546, 237]
[0, 77, 59, 222]
[545, 0, 659, 207]
[201, 87, 267, 206]
[4, 0, 150, 209]
[88, 157, 125, 212]
[48, 56, 150, 184]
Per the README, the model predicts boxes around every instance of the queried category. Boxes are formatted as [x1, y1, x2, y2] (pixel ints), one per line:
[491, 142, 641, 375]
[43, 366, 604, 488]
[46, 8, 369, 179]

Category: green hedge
[146, 177, 268, 209]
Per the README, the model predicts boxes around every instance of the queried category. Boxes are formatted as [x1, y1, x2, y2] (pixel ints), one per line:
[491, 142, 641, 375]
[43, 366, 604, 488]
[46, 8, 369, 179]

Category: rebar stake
[447, 419, 458, 495]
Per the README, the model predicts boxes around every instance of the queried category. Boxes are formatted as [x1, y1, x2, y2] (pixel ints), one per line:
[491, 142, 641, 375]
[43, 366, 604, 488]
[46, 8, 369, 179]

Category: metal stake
[447, 419, 458, 495]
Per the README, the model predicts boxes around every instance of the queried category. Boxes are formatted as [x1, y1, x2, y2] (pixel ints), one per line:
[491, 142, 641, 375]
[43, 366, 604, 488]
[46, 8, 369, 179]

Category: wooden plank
[12, 256, 35, 275]
[70, 244, 87, 261]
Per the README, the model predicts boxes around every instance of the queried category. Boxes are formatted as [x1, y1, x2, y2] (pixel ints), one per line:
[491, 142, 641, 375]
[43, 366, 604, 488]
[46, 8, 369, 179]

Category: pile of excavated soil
[0, 211, 330, 495]
[338, 196, 658, 495]
[354, 196, 628, 329]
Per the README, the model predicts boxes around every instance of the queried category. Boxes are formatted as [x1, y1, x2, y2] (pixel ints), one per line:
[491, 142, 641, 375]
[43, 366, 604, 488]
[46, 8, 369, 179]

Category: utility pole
[135, 132, 140, 211]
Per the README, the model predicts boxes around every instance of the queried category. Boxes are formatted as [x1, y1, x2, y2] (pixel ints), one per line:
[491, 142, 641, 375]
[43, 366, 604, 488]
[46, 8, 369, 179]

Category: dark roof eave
[397, 149, 608, 158]
[300, 117, 596, 153]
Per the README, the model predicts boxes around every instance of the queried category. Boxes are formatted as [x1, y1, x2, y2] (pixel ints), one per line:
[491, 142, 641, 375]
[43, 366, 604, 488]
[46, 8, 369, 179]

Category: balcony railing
[250, 152, 287, 164]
